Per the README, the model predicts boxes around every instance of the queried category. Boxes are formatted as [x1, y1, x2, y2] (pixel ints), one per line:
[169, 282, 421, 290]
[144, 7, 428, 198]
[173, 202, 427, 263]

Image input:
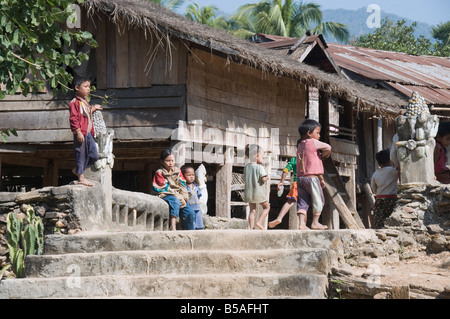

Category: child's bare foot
[268, 219, 281, 228]
[299, 225, 310, 230]
[255, 223, 264, 230]
[77, 179, 93, 187]
[311, 223, 328, 230]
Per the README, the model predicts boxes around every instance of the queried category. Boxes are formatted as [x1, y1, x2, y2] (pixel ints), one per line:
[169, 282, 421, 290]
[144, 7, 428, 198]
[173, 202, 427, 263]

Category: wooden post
[362, 182, 376, 228]
[323, 172, 360, 229]
[43, 159, 58, 187]
[215, 163, 232, 218]
[377, 118, 383, 153]
[340, 100, 354, 141]
[322, 200, 340, 230]
[319, 90, 330, 143]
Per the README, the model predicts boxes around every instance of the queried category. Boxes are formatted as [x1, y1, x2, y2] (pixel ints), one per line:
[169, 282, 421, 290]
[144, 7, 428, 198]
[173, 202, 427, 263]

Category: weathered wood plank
[106, 19, 117, 88]
[0, 110, 70, 130]
[115, 27, 130, 88]
[0, 100, 68, 112]
[94, 12, 107, 90]
[102, 109, 182, 127]
[323, 173, 360, 230]
[138, 30, 154, 88]
[216, 164, 232, 218]
[128, 27, 141, 88]
[5, 129, 73, 143]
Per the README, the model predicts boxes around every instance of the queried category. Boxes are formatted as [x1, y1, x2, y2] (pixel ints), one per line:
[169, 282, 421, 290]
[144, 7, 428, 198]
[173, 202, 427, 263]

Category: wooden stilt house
[0, 0, 406, 227]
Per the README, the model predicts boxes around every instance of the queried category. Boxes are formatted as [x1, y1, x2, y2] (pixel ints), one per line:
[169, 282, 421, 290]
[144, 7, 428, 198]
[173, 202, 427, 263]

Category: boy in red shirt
[69, 77, 102, 186]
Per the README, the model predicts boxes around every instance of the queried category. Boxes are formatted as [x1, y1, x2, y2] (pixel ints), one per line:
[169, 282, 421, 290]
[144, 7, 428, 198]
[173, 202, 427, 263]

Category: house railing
[111, 188, 170, 231]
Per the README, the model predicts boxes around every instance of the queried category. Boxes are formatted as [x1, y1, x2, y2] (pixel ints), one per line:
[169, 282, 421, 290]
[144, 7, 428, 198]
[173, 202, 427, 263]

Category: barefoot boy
[244, 144, 270, 230]
[69, 77, 102, 186]
[297, 119, 331, 230]
[181, 165, 205, 230]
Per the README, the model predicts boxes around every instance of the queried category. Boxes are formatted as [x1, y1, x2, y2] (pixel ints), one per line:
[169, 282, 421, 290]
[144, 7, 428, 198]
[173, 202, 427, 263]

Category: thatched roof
[84, 0, 407, 118]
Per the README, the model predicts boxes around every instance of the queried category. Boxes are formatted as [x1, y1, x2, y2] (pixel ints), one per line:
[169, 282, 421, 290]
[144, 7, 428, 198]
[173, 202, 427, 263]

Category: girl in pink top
[297, 119, 331, 230]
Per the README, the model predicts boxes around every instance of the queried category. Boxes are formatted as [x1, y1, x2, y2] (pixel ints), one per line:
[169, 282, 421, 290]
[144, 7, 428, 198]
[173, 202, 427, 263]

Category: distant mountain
[322, 7, 434, 44]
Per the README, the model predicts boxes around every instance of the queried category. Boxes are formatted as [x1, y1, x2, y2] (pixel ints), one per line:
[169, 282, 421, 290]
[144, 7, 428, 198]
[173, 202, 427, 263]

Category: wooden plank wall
[0, 12, 188, 144]
[94, 14, 187, 90]
[0, 85, 186, 143]
[186, 48, 307, 158]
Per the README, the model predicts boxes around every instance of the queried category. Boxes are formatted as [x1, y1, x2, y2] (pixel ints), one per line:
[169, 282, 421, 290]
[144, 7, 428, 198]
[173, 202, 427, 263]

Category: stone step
[43, 229, 354, 254]
[0, 273, 329, 299]
[25, 248, 332, 278]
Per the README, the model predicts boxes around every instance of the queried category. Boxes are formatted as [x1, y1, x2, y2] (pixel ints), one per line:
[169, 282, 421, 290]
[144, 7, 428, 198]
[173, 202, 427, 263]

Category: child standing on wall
[371, 149, 398, 229]
[152, 149, 195, 231]
[181, 165, 205, 230]
[268, 140, 301, 228]
[69, 77, 102, 187]
[297, 119, 331, 230]
[434, 122, 450, 184]
[244, 144, 270, 230]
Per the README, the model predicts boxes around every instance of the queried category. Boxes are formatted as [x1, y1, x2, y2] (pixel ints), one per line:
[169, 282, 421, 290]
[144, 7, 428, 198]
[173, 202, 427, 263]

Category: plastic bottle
[277, 185, 284, 197]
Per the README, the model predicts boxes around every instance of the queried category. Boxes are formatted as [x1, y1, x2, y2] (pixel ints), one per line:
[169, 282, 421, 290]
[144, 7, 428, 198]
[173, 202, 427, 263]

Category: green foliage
[185, 3, 229, 29]
[355, 18, 449, 57]
[228, 0, 349, 43]
[6, 206, 44, 278]
[148, 0, 185, 11]
[0, 264, 12, 279]
[0, 0, 97, 99]
[1, 128, 17, 143]
[432, 22, 450, 57]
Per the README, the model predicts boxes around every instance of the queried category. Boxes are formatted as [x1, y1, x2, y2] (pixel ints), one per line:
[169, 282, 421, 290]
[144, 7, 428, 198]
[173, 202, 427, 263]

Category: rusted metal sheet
[388, 83, 450, 107]
[327, 44, 450, 106]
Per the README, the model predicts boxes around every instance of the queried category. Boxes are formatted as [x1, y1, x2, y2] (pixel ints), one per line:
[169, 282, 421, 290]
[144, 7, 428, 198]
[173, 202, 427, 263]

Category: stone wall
[385, 184, 450, 254]
[0, 183, 110, 272]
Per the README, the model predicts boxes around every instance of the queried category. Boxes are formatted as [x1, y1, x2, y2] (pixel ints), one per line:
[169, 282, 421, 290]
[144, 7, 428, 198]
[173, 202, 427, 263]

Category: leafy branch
[0, 0, 98, 99]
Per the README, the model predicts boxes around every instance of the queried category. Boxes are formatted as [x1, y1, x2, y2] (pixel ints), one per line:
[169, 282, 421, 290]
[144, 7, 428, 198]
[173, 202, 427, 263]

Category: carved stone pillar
[395, 92, 439, 187]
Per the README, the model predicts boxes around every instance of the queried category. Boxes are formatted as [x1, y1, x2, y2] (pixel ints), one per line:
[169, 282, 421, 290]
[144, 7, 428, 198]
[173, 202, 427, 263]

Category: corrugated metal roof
[327, 44, 450, 106]
[253, 32, 449, 107]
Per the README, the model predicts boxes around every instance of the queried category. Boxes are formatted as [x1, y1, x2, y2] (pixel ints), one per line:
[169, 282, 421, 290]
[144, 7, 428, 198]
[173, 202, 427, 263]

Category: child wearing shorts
[297, 119, 331, 230]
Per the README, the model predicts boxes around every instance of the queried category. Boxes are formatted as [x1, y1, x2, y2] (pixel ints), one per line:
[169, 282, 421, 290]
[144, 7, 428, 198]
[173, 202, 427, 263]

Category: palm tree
[231, 0, 349, 43]
[148, 0, 185, 11]
[185, 2, 229, 29]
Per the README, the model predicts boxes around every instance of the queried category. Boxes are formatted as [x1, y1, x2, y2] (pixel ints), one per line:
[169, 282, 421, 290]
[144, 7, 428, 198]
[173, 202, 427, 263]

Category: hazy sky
[177, 0, 449, 26]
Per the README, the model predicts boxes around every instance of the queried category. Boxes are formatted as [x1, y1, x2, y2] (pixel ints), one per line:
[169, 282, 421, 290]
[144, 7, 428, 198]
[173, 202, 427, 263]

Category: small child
[152, 149, 195, 231]
[268, 140, 300, 228]
[181, 165, 205, 230]
[243, 144, 270, 230]
[296, 119, 331, 230]
[69, 76, 102, 186]
[371, 149, 398, 229]
[434, 122, 450, 184]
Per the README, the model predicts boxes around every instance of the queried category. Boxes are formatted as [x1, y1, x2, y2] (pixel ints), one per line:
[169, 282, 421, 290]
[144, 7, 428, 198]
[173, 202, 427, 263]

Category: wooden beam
[95, 11, 107, 90]
[319, 90, 330, 143]
[43, 159, 59, 187]
[323, 172, 360, 229]
[215, 164, 232, 218]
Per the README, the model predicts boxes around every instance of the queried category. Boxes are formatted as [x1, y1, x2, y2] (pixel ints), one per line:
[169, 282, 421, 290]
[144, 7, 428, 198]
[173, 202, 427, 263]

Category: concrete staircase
[0, 230, 353, 299]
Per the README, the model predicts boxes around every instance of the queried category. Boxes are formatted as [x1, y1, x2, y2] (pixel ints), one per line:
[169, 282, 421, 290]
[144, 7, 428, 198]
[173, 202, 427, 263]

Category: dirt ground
[351, 251, 450, 295]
